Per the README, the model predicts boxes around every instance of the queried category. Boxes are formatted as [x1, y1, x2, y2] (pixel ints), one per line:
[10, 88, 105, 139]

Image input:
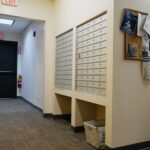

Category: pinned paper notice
[142, 35, 150, 58]
[120, 9, 137, 36]
[144, 14, 150, 35]
[143, 60, 150, 80]
[137, 13, 147, 36]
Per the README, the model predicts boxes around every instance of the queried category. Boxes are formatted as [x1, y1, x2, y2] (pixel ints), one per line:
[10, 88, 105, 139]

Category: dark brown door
[0, 40, 17, 98]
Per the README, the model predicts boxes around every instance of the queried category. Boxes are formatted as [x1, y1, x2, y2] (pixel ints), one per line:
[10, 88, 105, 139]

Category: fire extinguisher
[18, 75, 22, 89]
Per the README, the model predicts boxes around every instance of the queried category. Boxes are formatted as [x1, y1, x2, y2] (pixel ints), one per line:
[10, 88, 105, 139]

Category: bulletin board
[124, 9, 148, 61]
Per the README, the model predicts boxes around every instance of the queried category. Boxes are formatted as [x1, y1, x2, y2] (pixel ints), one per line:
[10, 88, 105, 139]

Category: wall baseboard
[18, 96, 43, 112]
[52, 114, 71, 122]
[71, 126, 84, 133]
[43, 113, 71, 122]
[44, 114, 84, 133]
[43, 113, 53, 118]
[105, 141, 150, 150]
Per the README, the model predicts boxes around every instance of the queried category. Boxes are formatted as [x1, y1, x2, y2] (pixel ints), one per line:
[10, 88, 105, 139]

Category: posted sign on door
[1, 0, 17, 6]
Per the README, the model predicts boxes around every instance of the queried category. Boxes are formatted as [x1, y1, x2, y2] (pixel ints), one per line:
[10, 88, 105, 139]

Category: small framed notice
[125, 33, 142, 60]
[1, 0, 17, 6]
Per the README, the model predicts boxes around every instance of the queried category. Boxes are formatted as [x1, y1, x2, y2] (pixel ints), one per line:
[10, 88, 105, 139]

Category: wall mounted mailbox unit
[55, 29, 73, 90]
[76, 12, 107, 96]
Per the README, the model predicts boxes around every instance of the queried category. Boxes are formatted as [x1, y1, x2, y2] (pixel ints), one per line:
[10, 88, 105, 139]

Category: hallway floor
[0, 99, 95, 150]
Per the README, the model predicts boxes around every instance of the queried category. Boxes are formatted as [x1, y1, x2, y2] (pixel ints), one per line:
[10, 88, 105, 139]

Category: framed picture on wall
[125, 33, 142, 60]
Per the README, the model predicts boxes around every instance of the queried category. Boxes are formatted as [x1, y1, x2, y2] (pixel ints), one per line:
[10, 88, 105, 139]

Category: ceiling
[0, 15, 32, 33]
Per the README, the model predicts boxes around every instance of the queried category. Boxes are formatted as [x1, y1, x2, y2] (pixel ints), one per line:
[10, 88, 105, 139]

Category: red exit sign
[2, 0, 17, 6]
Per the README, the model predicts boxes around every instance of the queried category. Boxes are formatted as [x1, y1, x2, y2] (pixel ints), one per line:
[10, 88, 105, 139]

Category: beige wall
[55, 94, 71, 115]
[113, 0, 150, 148]
[0, 0, 55, 113]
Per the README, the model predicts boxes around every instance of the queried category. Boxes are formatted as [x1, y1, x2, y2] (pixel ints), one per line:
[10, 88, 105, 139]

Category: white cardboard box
[84, 120, 105, 149]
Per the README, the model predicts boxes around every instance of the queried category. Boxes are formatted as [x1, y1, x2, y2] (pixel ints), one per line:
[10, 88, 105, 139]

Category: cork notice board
[124, 9, 148, 61]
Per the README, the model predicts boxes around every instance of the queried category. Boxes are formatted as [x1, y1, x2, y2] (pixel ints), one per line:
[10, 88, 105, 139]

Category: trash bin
[84, 120, 105, 149]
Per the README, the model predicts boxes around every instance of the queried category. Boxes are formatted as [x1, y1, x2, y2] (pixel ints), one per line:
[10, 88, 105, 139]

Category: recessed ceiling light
[0, 18, 15, 25]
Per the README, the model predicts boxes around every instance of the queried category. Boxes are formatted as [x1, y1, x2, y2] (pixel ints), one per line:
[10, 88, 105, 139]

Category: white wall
[21, 21, 44, 109]
[3, 32, 22, 96]
[112, 0, 150, 148]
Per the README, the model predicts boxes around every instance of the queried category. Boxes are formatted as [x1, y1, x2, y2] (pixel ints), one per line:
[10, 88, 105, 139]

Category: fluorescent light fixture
[0, 18, 14, 25]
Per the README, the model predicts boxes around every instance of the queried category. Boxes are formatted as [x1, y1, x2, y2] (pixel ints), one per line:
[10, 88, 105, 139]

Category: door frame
[0, 40, 18, 98]
[0, 13, 46, 111]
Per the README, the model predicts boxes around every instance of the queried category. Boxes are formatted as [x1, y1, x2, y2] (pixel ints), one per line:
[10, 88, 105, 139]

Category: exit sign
[1, 0, 17, 6]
